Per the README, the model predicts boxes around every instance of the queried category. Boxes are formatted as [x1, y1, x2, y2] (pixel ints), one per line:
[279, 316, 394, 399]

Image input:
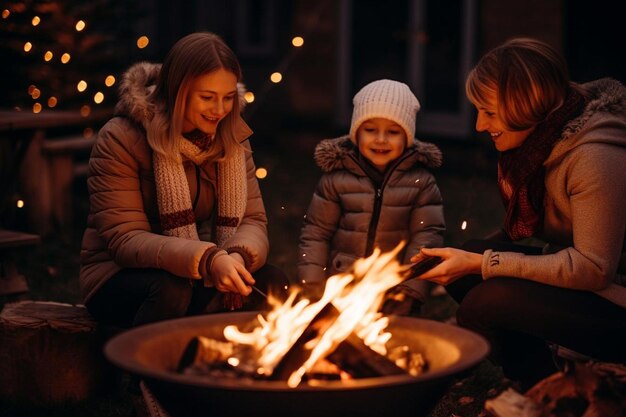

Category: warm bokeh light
[2, 9, 10, 19]
[255, 167, 268, 179]
[291, 36, 304, 47]
[44, 50, 53, 61]
[28, 85, 36, 95]
[61, 53, 71, 63]
[105, 75, 116, 87]
[136, 36, 149, 49]
[93, 92, 104, 104]
[16, 200, 24, 208]
[80, 105, 91, 117]
[47, 97, 57, 108]
[32, 103, 42, 113]
[244, 91, 255, 103]
[75, 20, 85, 31]
[77, 80, 87, 92]
[83, 127, 94, 138]
[23, 42, 32, 52]
[461, 220, 468, 230]
[31, 16, 40, 26]
[31, 88, 41, 99]
[270, 72, 283, 83]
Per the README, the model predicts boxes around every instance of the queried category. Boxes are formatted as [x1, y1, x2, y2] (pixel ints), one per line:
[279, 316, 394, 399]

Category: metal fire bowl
[105, 312, 489, 417]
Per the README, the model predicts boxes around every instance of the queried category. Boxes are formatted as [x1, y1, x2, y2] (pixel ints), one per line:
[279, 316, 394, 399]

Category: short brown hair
[151, 32, 243, 160]
[466, 38, 570, 130]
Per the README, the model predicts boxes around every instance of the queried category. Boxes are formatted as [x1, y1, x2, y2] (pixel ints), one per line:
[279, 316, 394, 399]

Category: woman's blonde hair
[465, 38, 570, 130]
[149, 32, 243, 161]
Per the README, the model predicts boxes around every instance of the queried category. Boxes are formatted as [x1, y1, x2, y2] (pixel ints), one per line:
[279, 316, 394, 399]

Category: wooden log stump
[0, 300, 120, 405]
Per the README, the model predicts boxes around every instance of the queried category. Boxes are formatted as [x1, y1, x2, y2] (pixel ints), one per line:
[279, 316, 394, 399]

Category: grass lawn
[0, 132, 510, 416]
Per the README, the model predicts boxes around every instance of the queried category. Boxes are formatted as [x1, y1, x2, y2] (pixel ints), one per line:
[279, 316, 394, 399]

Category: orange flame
[224, 243, 407, 386]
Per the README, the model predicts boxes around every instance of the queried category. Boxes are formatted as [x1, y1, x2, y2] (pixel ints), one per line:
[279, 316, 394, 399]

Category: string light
[136, 36, 149, 49]
[75, 20, 85, 31]
[461, 220, 468, 230]
[93, 92, 104, 104]
[44, 50, 53, 61]
[83, 127, 94, 138]
[27, 85, 36, 95]
[244, 91, 255, 103]
[80, 105, 91, 117]
[31, 16, 40, 26]
[32, 103, 42, 113]
[23, 42, 32, 52]
[47, 97, 57, 108]
[270, 72, 282, 83]
[31, 88, 41, 99]
[291, 36, 304, 47]
[61, 53, 71, 64]
[105, 75, 116, 87]
[77, 80, 87, 92]
[255, 167, 267, 179]
[2, 9, 10, 19]
[16, 200, 25, 208]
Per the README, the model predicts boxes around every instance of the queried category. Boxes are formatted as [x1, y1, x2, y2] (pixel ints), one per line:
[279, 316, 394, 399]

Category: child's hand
[209, 253, 255, 296]
[411, 247, 482, 285]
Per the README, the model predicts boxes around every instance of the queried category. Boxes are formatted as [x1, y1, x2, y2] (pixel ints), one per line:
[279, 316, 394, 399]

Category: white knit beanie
[349, 79, 421, 148]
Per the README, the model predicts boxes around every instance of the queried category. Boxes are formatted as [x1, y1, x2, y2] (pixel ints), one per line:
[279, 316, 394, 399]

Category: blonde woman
[80, 32, 287, 327]
[416, 38, 626, 389]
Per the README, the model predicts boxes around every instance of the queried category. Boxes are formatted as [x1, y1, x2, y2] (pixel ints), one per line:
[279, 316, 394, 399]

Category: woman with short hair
[416, 38, 626, 389]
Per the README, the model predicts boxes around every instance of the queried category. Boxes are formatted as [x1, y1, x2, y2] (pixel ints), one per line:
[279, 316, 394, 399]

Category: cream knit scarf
[153, 132, 247, 247]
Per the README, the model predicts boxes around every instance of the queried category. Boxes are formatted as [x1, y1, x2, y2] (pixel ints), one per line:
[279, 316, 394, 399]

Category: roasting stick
[251, 285, 268, 299]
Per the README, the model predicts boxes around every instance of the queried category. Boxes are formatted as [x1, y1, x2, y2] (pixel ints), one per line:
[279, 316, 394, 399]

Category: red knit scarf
[498, 86, 586, 240]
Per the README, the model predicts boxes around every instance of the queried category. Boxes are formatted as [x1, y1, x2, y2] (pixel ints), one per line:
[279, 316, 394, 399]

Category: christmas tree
[0, 0, 142, 113]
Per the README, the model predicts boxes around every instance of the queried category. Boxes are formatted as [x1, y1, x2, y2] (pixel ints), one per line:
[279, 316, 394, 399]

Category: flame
[224, 243, 407, 386]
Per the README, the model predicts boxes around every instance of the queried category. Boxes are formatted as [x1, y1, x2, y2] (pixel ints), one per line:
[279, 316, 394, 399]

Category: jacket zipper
[357, 151, 415, 256]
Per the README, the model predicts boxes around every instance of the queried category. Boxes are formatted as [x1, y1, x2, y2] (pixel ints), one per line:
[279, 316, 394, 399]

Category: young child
[297, 79, 445, 316]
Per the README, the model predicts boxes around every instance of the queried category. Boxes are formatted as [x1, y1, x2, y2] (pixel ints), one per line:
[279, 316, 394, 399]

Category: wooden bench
[40, 134, 94, 234]
[0, 229, 40, 297]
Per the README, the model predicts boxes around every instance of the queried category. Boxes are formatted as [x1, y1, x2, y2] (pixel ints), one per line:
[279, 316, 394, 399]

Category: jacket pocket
[330, 252, 359, 274]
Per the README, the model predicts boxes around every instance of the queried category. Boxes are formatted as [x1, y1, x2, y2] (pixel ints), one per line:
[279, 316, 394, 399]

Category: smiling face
[473, 90, 535, 152]
[182, 68, 238, 136]
[356, 118, 407, 172]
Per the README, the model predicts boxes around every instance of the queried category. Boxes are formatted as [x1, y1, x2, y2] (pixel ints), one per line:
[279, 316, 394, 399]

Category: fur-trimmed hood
[313, 135, 442, 173]
[547, 78, 626, 164]
[113, 62, 248, 129]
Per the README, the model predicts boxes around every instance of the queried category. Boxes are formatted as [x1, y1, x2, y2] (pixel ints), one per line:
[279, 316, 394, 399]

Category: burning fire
[224, 244, 409, 387]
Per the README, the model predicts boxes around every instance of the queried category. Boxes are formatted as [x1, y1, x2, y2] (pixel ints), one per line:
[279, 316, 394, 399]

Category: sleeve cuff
[226, 246, 253, 269]
[200, 248, 228, 287]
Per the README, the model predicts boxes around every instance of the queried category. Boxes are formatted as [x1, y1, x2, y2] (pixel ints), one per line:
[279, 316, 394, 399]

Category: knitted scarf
[153, 129, 247, 310]
[498, 86, 586, 240]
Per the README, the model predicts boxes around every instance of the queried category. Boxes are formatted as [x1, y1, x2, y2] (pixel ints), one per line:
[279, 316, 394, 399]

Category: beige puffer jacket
[298, 136, 445, 298]
[79, 63, 268, 303]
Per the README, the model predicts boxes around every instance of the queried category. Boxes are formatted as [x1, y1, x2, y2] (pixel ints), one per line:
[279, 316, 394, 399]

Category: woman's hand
[409, 247, 482, 286]
[209, 253, 254, 296]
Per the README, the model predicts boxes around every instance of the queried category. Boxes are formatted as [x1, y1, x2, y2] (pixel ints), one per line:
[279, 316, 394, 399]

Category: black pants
[86, 264, 289, 328]
[447, 239, 626, 389]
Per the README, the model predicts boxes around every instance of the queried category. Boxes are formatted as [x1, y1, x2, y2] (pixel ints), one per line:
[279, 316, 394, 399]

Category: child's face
[356, 118, 406, 172]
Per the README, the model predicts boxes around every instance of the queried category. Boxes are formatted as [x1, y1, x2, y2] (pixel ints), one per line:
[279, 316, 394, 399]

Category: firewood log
[270, 302, 406, 380]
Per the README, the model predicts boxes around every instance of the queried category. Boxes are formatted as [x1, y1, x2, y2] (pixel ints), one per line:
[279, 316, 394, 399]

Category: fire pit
[105, 311, 489, 417]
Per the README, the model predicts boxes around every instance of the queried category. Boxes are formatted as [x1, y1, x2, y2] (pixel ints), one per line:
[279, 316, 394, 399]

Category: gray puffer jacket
[298, 136, 445, 299]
